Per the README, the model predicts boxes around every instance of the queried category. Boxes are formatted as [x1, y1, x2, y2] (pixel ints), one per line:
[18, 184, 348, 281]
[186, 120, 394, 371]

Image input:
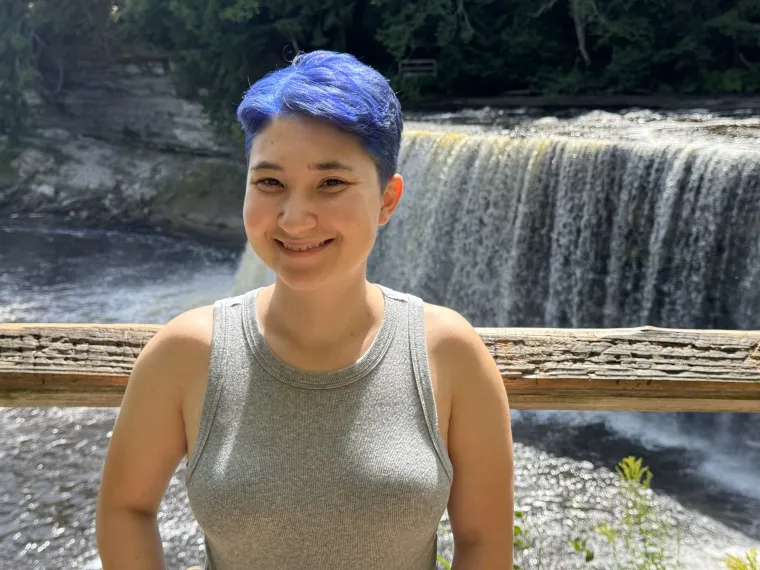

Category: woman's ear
[378, 174, 403, 226]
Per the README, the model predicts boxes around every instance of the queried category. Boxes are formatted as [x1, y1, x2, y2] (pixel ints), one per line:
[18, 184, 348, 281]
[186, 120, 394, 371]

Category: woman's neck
[257, 274, 384, 352]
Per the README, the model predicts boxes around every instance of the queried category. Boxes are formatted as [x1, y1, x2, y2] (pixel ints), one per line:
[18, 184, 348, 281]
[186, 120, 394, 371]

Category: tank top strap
[404, 292, 454, 482]
[185, 293, 245, 483]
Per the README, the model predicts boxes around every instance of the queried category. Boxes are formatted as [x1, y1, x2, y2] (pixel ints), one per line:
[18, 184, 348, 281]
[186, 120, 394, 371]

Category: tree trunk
[571, 0, 591, 66]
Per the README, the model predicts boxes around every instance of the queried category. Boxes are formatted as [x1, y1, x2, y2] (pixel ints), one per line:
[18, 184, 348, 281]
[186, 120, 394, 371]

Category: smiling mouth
[276, 238, 334, 252]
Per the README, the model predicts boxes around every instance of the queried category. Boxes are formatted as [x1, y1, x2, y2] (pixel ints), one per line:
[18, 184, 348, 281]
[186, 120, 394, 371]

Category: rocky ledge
[0, 130, 247, 246]
[0, 59, 248, 246]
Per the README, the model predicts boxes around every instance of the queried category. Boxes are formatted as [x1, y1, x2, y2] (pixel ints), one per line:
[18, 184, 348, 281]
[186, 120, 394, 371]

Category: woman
[96, 50, 514, 570]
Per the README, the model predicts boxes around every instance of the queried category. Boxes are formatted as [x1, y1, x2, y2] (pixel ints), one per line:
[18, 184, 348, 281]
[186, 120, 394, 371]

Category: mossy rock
[149, 157, 247, 245]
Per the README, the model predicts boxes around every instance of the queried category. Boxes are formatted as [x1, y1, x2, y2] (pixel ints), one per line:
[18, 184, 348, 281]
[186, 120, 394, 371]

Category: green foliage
[585, 456, 681, 570]
[0, 142, 21, 183]
[370, 0, 469, 60]
[569, 535, 595, 563]
[565, 456, 686, 570]
[2, 0, 760, 139]
[119, 0, 379, 137]
[438, 455, 760, 569]
[571, 0, 760, 94]
[437, 511, 529, 569]
[723, 548, 760, 570]
[0, 0, 123, 138]
[442, 455, 756, 569]
[512, 509, 541, 570]
[436, 523, 453, 569]
[564, 457, 760, 570]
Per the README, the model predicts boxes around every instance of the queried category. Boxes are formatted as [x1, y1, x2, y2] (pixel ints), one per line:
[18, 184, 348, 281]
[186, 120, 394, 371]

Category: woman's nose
[278, 193, 317, 235]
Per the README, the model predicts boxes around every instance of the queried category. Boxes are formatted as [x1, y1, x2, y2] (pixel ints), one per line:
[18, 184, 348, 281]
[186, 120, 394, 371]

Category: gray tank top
[184, 284, 453, 570]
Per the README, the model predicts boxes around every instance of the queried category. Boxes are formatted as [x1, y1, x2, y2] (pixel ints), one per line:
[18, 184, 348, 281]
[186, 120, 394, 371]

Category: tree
[0, 0, 122, 138]
[3, 0, 759, 139]
[120, 0, 377, 138]
[0, 0, 40, 138]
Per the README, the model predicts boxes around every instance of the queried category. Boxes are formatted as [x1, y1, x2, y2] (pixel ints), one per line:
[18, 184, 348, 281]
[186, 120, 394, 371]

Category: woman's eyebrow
[309, 161, 354, 172]
[250, 160, 283, 172]
[249, 160, 354, 173]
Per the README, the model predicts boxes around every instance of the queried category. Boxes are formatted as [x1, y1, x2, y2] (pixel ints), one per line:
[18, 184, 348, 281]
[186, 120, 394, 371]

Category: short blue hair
[236, 50, 403, 185]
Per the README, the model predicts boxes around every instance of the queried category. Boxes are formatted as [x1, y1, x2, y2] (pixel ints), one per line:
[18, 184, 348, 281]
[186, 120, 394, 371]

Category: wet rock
[32, 184, 56, 198]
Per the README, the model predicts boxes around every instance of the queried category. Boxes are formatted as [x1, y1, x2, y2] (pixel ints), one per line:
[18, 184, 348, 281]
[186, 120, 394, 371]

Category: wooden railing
[1, 323, 759, 412]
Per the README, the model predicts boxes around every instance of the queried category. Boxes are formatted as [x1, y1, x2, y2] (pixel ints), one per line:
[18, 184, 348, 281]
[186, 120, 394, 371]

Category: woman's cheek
[330, 192, 372, 222]
[244, 193, 272, 225]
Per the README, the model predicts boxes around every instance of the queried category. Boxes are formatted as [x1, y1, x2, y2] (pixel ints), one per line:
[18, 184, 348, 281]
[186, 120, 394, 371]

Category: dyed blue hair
[236, 51, 403, 185]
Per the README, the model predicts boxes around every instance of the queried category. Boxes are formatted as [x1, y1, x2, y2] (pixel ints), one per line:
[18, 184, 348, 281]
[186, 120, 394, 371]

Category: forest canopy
[2, 0, 759, 138]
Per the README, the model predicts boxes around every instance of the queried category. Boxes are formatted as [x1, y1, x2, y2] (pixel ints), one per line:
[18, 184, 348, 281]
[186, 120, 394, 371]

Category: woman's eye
[254, 178, 283, 190]
[320, 178, 346, 191]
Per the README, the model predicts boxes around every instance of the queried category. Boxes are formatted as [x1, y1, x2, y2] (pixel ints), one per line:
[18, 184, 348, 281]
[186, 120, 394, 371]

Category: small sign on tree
[398, 59, 438, 78]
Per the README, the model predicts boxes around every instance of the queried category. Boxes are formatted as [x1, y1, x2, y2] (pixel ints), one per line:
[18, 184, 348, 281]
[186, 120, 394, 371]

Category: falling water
[368, 125, 760, 330]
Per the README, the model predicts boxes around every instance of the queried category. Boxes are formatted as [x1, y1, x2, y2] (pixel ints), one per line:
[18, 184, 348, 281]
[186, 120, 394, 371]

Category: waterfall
[232, 245, 275, 294]
[368, 127, 760, 330]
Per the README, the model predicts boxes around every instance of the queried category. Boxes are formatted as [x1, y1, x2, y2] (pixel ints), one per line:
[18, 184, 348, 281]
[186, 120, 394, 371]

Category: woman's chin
[270, 266, 338, 292]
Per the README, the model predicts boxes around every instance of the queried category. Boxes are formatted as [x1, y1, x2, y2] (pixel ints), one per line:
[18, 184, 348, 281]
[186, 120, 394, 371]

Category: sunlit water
[0, 216, 240, 569]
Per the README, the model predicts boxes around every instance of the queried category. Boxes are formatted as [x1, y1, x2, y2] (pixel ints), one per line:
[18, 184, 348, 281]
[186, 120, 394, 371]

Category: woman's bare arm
[428, 306, 514, 570]
[96, 307, 212, 569]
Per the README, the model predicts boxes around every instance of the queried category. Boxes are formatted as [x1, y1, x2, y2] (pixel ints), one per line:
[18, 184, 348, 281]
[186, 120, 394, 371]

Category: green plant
[513, 509, 541, 570]
[0, 0, 40, 139]
[436, 552, 452, 569]
[569, 535, 595, 563]
[0, 143, 20, 179]
[589, 456, 681, 570]
[436, 523, 452, 569]
[723, 548, 760, 570]
[513, 510, 529, 550]
[596, 456, 681, 570]
[0, 0, 124, 139]
[567, 456, 686, 570]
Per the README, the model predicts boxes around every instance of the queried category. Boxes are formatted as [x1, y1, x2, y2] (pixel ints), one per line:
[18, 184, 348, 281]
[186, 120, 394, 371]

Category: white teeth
[281, 240, 328, 252]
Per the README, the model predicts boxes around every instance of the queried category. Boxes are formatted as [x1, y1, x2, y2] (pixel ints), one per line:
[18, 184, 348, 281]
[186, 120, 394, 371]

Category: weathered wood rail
[1, 323, 759, 412]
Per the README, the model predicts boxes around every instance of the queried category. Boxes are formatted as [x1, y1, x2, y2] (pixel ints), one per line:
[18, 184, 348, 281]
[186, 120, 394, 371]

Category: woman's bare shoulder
[134, 304, 215, 398]
[161, 304, 215, 344]
[422, 301, 498, 389]
[422, 303, 513, 554]
[422, 302, 479, 349]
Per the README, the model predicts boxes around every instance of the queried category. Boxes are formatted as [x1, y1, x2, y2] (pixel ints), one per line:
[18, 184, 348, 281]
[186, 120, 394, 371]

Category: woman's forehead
[255, 115, 358, 146]
[250, 116, 372, 169]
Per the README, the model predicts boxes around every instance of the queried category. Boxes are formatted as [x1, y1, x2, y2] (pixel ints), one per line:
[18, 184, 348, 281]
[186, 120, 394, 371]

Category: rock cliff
[0, 59, 247, 245]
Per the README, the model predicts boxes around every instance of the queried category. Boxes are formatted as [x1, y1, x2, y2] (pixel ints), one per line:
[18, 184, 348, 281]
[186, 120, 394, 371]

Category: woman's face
[244, 114, 402, 291]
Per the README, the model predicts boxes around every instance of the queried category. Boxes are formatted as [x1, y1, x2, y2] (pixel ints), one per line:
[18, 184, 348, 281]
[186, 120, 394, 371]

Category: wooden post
[1, 323, 759, 412]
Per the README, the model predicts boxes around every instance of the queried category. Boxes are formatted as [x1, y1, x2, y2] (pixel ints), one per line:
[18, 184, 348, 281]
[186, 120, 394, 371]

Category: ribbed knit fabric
[184, 284, 453, 570]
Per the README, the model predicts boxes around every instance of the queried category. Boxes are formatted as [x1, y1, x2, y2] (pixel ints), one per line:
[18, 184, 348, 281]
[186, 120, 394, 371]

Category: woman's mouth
[275, 238, 334, 256]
